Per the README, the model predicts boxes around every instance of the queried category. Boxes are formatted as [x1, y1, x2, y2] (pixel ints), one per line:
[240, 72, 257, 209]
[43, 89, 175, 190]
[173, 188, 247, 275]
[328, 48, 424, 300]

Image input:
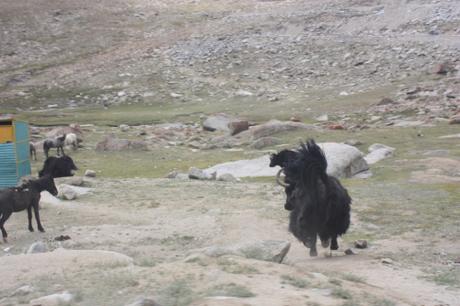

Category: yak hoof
[29, 227, 34, 232]
[331, 240, 339, 250]
[310, 249, 318, 257]
[2, 237, 8, 243]
[321, 238, 330, 248]
[38, 228, 45, 233]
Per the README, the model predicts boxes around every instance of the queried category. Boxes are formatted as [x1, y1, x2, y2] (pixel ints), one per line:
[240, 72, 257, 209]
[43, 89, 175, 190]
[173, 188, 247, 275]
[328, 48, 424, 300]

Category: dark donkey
[0, 175, 58, 243]
[43, 134, 66, 158]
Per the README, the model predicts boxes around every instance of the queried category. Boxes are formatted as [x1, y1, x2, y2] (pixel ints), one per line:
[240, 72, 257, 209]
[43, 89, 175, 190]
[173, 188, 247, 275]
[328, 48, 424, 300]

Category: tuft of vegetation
[158, 279, 197, 306]
[342, 273, 366, 284]
[331, 287, 353, 300]
[206, 283, 255, 298]
[281, 275, 310, 289]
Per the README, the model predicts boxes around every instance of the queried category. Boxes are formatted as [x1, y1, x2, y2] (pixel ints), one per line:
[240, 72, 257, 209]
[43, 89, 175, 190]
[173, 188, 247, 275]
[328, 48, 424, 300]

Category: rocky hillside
[1, 0, 459, 117]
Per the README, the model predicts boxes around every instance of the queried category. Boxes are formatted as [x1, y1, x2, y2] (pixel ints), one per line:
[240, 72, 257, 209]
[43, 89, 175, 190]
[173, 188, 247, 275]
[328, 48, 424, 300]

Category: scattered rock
[327, 123, 345, 130]
[125, 297, 162, 306]
[27, 241, 47, 254]
[96, 134, 148, 151]
[54, 235, 71, 242]
[202, 246, 237, 258]
[434, 62, 455, 75]
[29, 291, 74, 306]
[235, 89, 253, 97]
[165, 171, 179, 179]
[203, 113, 244, 132]
[58, 184, 78, 200]
[289, 116, 301, 122]
[119, 124, 130, 132]
[315, 114, 329, 122]
[354, 240, 368, 249]
[189, 167, 215, 180]
[449, 114, 460, 124]
[344, 248, 355, 255]
[249, 120, 316, 139]
[364, 143, 395, 164]
[381, 258, 394, 265]
[249, 137, 281, 149]
[54, 176, 85, 187]
[84, 170, 96, 177]
[439, 134, 460, 139]
[11, 285, 35, 296]
[228, 121, 249, 136]
[377, 97, 396, 105]
[217, 173, 237, 182]
[344, 139, 363, 147]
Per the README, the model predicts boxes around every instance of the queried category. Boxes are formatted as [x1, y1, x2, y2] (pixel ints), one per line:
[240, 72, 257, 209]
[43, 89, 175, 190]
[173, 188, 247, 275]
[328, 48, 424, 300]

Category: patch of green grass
[369, 298, 396, 306]
[159, 279, 197, 306]
[341, 273, 366, 284]
[281, 275, 310, 289]
[134, 256, 157, 267]
[217, 258, 260, 274]
[341, 301, 361, 306]
[206, 283, 255, 298]
[329, 278, 342, 286]
[429, 269, 460, 288]
[331, 287, 353, 300]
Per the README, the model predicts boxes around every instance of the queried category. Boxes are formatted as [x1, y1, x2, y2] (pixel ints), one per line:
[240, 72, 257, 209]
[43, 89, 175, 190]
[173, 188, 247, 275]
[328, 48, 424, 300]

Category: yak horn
[276, 169, 290, 187]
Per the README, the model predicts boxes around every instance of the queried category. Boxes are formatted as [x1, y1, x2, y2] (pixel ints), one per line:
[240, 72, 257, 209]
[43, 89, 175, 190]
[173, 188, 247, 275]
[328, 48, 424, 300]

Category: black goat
[0, 175, 58, 242]
[43, 134, 66, 158]
[39, 155, 78, 178]
[270, 149, 298, 210]
[281, 139, 351, 257]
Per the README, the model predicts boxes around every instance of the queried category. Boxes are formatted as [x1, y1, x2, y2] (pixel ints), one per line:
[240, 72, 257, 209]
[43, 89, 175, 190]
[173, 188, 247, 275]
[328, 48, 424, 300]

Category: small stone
[228, 121, 249, 136]
[165, 171, 179, 179]
[188, 167, 213, 180]
[449, 114, 460, 125]
[27, 241, 47, 254]
[217, 173, 237, 182]
[289, 116, 301, 122]
[344, 248, 355, 255]
[54, 235, 71, 242]
[377, 97, 395, 105]
[327, 124, 345, 130]
[84, 170, 96, 178]
[11, 285, 35, 296]
[119, 124, 130, 132]
[315, 114, 329, 122]
[344, 139, 363, 146]
[58, 184, 78, 200]
[125, 297, 162, 306]
[354, 240, 368, 249]
[381, 258, 394, 264]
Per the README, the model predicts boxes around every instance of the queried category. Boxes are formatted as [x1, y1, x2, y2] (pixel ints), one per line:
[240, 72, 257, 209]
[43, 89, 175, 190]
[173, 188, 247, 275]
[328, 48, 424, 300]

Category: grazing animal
[0, 175, 58, 242]
[30, 142, 37, 161]
[270, 149, 298, 210]
[280, 139, 351, 257]
[38, 155, 78, 178]
[43, 134, 66, 158]
[64, 133, 78, 150]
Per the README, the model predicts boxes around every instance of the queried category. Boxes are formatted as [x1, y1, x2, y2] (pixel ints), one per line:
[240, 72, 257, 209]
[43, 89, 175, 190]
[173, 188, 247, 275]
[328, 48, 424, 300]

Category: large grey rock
[249, 137, 281, 149]
[54, 176, 85, 187]
[27, 241, 47, 254]
[203, 113, 244, 132]
[236, 240, 290, 263]
[29, 291, 74, 306]
[84, 170, 97, 177]
[248, 120, 316, 139]
[96, 134, 148, 151]
[364, 143, 395, 165]
[189, 167, 215, 180]
[58, 184, 78, 200]
[125, 297, 162, 306]
[205, 142, 369, 178]
[321, 143, 369, 177]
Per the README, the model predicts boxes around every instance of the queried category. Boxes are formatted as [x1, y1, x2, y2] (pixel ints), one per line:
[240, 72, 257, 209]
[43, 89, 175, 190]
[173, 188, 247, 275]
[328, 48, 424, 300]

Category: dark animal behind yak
[270, 149, 298, 210]
[283, 139, 351, 257]
[39, 155, 78, 178]
[0, 175, 58, 242]
[30, 142, 37, 161]
[43, 134, 66, 158]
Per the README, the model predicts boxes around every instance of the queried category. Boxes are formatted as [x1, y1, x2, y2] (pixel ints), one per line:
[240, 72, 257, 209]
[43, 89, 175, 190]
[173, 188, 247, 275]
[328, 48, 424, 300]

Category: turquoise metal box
[0, 116, 32, 189]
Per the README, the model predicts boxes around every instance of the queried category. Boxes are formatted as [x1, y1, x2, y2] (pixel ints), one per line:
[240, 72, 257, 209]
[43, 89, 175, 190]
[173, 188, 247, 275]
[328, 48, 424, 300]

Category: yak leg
[0, 210, 13, 243]
[309, 235, 318, 257]
[32, 203, 45, 232]
[27, 206, 34, 232]
[331, 235, 339, 250]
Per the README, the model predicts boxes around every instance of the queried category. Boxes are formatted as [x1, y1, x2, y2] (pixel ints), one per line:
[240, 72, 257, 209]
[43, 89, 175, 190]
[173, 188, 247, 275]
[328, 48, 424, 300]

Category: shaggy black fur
[282, 139, 351, 257]
[0, 175, 58, 242]
[269, 149, 298, 210]
[39, 155, 78, 178]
